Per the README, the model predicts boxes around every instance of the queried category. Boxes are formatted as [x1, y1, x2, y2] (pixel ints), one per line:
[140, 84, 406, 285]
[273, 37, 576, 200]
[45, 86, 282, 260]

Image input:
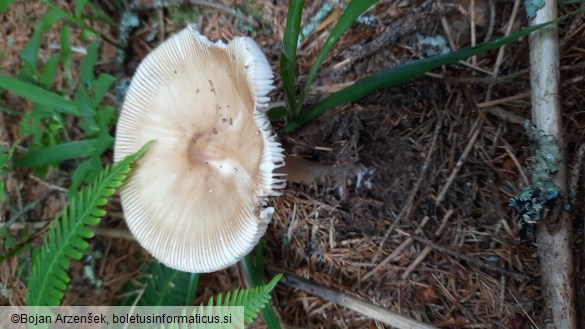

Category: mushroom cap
[114, 25, 285, 273]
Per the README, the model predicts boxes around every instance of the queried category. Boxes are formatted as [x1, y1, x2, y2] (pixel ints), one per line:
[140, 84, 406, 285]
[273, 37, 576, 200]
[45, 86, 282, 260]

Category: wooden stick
[476, 91, 531, 108]
[401, 209, 453, 279]
[273, 270, 439, 329]
[7, 222, 137, 241]
[435, 116, 483, 205]
[362, 216, 430, 282]
[528, 2, 576, 327]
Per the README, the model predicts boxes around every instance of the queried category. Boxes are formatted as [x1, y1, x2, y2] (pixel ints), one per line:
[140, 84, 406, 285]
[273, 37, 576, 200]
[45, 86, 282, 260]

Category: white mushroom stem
[529, 2, 576, 328]
[277, 155, 349, 185]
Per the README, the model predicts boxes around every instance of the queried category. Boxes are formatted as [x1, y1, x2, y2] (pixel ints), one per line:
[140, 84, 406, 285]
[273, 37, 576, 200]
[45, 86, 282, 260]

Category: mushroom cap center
[131, 48, 264, 226]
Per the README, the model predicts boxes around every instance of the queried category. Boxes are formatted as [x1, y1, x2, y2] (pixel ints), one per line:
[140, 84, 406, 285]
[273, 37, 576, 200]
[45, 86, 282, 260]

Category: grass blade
[0, 75, 78, 115]
[85, 2, 117, 26]
[43, 0, 120, 49]
[60, 25, 72, 84]
[94, 74, 117, 104]
[183, 271, 200, 306]
[282, 17, 563, 133]
[43, 0, 86, 28]
[279, 0, 305, 117]
[300, 0, 378, 106]
[39, 8, 66, 32]
[40, 54, 60, 88]
[117, 260, 200, 306]
[242, 244, 282, 329]
[69, 159, 92, 193]
[81, 42, 98, 90]
[19, 29, 41, 76]
[74, 0, 89, 18]
[0, 0, 16, 12]
[14, 140, 98, 166]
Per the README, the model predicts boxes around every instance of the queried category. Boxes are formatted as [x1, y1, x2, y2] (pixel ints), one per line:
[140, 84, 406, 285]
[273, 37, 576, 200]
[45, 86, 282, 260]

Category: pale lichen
[525, 0, 546, 19]
[509, 120, 563, 234]
[416, 34, 451, 57]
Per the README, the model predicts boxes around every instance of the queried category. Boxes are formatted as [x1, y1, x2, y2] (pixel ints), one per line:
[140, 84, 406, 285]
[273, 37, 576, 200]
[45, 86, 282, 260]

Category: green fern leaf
[26, 142, 152, 306]
[118, 260, 200, 306]
[206, 274, 282, 324]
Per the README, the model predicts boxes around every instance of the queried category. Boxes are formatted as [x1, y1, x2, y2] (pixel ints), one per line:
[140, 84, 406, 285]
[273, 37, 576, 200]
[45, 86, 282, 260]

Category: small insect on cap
[114, 25, 285, 273]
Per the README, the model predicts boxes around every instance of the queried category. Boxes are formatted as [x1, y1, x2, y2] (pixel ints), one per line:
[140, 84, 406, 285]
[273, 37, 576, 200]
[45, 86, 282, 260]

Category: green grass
[242, 243, 282, 329]
[118, 260, 200, 307]
[279, 0, 379, 118]
[0, 144, 15, 208]
[1, 1, 118, 185]
[279, 0, 305, 117]
[276, 2, 566, 133]
[0, 0, 128, 307]
[299, 0, 378, 108]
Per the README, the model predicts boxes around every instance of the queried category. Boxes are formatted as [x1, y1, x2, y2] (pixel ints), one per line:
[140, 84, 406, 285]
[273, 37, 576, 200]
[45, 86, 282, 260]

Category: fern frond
[206, 274, 282, 324]
[118, 260, 200, 306]
[26, 142, 152, 306]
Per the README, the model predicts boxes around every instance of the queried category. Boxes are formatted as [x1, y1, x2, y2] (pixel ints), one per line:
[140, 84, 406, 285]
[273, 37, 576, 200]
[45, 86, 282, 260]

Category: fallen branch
[528, 2, 576, 328]
[271, 269, 439, 329]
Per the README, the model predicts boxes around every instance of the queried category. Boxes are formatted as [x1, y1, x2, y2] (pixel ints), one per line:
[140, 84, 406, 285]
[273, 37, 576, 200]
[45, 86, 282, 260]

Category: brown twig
[476, 91, 531, 108]
[374, 113, 443, 261]
[504, 144, 530, 185]
[338, 0, 438, 68]
[397, 230, 536, 282]
[569, 144, 585, 201]
[401, 209, 454, 279]
[28, 174, 68, 193]
[509, 290, 539, 328]
[498, 275, 506, 318]
[483, 0, 521, 103]
[483, 106, 526, 125]
[272, 269, 440, 329]
[8, 221, 136, 241]
[435, 115, 483, 205]
[483, 0, 496, 43]
[361, 216, 430, 282]
[491, 0, 521, 77]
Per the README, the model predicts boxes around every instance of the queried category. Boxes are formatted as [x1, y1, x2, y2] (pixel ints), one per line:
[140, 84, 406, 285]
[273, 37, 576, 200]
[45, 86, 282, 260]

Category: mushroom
[114, 25, 285, 273]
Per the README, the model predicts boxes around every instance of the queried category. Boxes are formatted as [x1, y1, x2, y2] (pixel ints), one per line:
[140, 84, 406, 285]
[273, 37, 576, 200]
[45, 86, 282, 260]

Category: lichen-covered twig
[527, 1, 576, 327]
[509, 121, 564, 237]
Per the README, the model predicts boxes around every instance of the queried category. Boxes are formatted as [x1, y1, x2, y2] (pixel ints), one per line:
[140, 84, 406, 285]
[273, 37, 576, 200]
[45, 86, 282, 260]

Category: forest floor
[1, 0, 585, 328]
